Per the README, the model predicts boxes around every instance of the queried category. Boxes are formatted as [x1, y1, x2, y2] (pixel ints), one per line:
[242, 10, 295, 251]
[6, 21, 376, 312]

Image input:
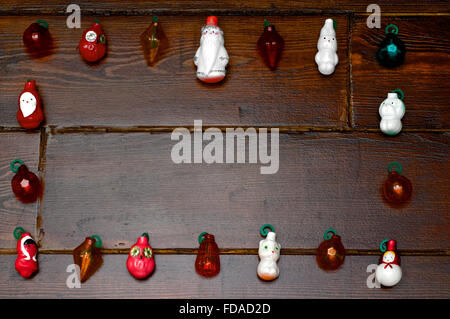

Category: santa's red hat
[206, 16, 218, 26]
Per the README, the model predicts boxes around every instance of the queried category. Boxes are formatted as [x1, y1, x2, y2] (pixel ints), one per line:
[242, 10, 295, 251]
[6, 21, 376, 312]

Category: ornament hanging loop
[388, 162, 403, 174]
[36, 19, 49, 30]
[14, 226, 25, 239]
[392, 89, 405, 101]
[198, 232, 208, 244]
[380, 238, 390, 252]
[10, 159, 24, 173]
[385, 24, 399, 35]
[260, 224, 275, 237]
[142, 232, 149, 241]
[91, 235, 102, 248]
[324, 228, 337, 240]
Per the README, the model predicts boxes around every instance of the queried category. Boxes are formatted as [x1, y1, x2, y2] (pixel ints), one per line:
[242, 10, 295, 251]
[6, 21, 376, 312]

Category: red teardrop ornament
[316, 230, 345, 271]
[78, 20, 107, 63]
[257, 20, 284, 71]
[195, 233, 220, 278]
[127, 233, 155, 279]
[23, 20, 53, 58]
[17, 79, 44, 130]
[11, 161, 41, 204]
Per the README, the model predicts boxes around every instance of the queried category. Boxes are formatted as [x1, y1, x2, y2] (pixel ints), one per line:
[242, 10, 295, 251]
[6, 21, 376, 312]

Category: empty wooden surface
[0, 1, 449, 299]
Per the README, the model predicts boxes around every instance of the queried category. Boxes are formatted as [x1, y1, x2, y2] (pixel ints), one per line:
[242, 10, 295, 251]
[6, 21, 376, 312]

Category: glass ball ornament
[382, 162, 412, 207]
[10, 159, 41, 204]
[316, 228, 345, 271]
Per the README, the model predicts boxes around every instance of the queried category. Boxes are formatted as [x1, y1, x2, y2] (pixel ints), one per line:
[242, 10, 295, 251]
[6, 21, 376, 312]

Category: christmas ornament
[379, 89, 405, 136]
[17, 79, 44, 129]
[382, 162, 412, 206]
[10, 159, 41, 204]
[22, 19, 53, 58]
[257, 224, 281, 281]
[316, 228, 345, 271]
[375, 239, 402, 287]
[140, 16, 167, 66]
[78, 19, 107, 63]
[14, 227, 38, 278]
[127, 233, 155, 280]
[195, 232, 220, 278]
[376, 24, 406, 68]
[257, 19, 284, 71]
[315, 19, 338, 75]
[73, 235, 103, 283]
[194, 16, 229, 83]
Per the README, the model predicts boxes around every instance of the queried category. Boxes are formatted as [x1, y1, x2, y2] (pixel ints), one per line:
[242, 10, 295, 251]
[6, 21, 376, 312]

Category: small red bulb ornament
[10, 159, 41, 204]
[14, 227, 39, 278]
[140, 16, 167, 66]
[17, 79, 44, 129]
[375, 239, 402, 287]
[195, 232, 220, 278]
[316, 228, 345, 271]
[73, 235, 103, 283]
[23, 19, 53, 58]
[257, 19, 284, 71]
[382, 162, 412, 207]
[127, 233, 155, 279]
[79, 19, 107, 63]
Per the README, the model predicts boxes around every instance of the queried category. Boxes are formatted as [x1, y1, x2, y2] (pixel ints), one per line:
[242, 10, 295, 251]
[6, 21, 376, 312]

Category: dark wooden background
[0, 1, 449, 298]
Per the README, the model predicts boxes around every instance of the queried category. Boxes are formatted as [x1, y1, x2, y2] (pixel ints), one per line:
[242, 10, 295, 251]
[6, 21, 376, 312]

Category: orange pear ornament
[140, 16, 167, 66]
[73, 235, 103, 283]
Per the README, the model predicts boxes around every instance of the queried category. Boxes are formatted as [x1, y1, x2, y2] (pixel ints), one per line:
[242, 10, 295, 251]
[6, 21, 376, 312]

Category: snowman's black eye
[324, 37, 326, 39]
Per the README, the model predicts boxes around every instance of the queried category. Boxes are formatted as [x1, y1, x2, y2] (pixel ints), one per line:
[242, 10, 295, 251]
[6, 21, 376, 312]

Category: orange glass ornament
[140, 16, 167, 66]
[316, 228, 345, 271]
[73, 235, 103, 283]
[195, 232, 220, 278]
[383, 162, 412, 207]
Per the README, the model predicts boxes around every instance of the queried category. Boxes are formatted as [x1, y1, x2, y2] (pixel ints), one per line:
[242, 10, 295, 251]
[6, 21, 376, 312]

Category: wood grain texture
[39, 132, 450, 250]
[351, 16, 450, 129]
[0, 0, 449, 14]
[0, 15, 349, 128]
[0, 254, 448, 298]
[0, 133, 40, 248]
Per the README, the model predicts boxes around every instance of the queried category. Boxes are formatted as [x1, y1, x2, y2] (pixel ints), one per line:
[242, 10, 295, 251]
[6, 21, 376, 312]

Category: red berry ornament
[127, 233, 155, 280]
[195, 232, 220, 278]
[316, 228, 345, 271]
[14, 227, 39, 278]
[17, 79, 44, 129]
[79, 19, 107, 63]
[257, 19, 284, 71]
[23, 19, 53, 58]
[10, 159, 41, 204]
[382, 162, 412, 207]
[73, 235, 103, 283]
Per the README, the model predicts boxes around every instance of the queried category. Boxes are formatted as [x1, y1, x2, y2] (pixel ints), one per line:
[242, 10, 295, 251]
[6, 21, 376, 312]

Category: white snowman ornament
[375, 239, 402, 287]
[379, 90, 405, 136]
[194, 16, 229, 83]
[315, 19, 339, 75]
[257, 224, 281, 281]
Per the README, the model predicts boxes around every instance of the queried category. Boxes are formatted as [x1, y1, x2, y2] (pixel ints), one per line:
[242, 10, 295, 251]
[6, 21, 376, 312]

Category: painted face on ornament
[201, 27, 223, 44]
[20, 92, 37, 117]
[259, 236, 281, 261]
[379, 93, 405, 119]
[383, 251, 396, 263]
[318, 34, 337, 51]
[127, 235, 155, 279]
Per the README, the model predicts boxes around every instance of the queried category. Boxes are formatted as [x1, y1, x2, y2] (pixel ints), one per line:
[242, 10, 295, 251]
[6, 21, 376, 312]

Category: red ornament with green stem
[79, 19, 107, 63]
[257, 19, 284, 71]
[14, 226, 39, 278]
[23, 19, 53, 58]
[195, 232, 220, 278]
[316, 228, 345, 271]
[10, 159, 41, 204]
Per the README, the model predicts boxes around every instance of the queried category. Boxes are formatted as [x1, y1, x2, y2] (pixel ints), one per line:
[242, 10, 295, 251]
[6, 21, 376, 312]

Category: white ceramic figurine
[315, 18, 338, 75]
[379, 90, 405, 136]
[257, 225, 281, 281]
[375, 239, 402, 287]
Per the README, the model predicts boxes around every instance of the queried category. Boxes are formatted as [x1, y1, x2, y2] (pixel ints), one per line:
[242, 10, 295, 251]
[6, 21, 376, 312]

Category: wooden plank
[0, 254, 448, 298]
[0, 15, 349, 128]
[0, 133, 40, 248]
[0, 1, 448, 14]
[39, 132, 450, 250]
[351, 16, 450, 129]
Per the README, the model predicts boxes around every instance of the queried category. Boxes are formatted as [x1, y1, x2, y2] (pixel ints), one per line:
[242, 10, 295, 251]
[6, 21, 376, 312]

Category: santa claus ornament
[78, 19, 107, 63]
[316, 228, 345, 271]
[14, 226, 38, 278]
[17, 79, 44, 129]
[257, 224, 281, 281]
[10, 159, 41, 204]
[375, 239, 402, 287]
[195, 232, 220, 278]
[194, 16, 229, 83]
[376, 24, 406, 68]
[382, 162, 412, 207]
[379, 89, 405, 136]
[73, 235, 103, 283]
[23, 19, 53, 58]
[315, 19, 339, 75]
[257, 20, 284, 71]
[140, 16, 167, 66]
[127, 233, 155, 280]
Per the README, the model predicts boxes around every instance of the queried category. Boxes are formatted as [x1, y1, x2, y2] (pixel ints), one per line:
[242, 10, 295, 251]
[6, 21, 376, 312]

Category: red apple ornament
[195, 232, 220, 278]
[79, 19, 107, 63]
[17, 79, 44, 129]
[23, 19, 53, 58]
[10, 159, 41, 204]
[257, 19, 284, 70]
[127, 233, 155, 279]
[382, 162, 412, 207]
[14, 227, 39, 278]
[316, 228, 345, 271]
